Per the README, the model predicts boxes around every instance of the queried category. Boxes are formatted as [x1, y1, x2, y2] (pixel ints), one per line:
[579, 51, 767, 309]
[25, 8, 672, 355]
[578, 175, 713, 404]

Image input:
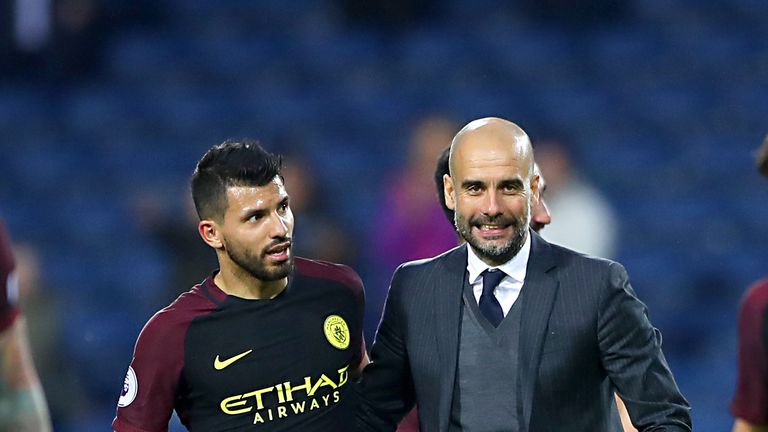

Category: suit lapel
[432, 244, 468, 429]
[518, 232, 559, 430]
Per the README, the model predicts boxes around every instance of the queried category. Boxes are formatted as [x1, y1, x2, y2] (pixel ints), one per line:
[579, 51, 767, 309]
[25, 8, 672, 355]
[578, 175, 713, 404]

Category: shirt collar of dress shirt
[467, 231, 531, 285]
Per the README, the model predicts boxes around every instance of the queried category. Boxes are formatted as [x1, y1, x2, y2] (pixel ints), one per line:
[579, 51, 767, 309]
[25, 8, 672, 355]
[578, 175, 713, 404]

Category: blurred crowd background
[1, 0, 767, 430]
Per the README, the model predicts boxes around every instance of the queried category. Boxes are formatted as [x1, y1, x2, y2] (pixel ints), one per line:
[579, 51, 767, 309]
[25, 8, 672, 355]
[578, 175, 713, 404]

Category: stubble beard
[455, 204, 530, 264]
[226, 238, 294, 282]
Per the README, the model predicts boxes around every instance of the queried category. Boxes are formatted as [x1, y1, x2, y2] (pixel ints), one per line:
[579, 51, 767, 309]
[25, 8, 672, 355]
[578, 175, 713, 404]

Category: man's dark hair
[434, 146, 454, 224]
[191, 139, 282, 221]
[758, 134, 768, 178]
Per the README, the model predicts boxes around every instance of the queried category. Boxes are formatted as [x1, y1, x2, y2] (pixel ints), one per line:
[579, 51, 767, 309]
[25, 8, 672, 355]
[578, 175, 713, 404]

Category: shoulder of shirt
[294, 256, 364, 294]
[137, 283, 219, 340]
[397, 244, 466, 272]
[741, 277, 768, 310]
[536, 235, 621, 272]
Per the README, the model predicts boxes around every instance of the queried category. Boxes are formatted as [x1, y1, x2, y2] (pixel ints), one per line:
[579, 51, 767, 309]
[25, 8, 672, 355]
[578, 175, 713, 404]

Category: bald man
[356, 118, 691, 431]
[394, 148, 635, 432]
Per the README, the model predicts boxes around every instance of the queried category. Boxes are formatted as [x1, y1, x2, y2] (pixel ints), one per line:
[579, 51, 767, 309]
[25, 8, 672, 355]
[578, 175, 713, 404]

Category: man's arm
[0, 221, 51, 431]
[598, 262, 692, 431]
[112, 311, 186, 432]
[356, 266, 416, 432]
[0, 317, 52, 432]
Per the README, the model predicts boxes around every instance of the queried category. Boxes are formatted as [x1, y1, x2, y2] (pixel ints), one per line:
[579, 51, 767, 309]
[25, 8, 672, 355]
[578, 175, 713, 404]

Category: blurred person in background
[374, 115, 461, 270]
[396, 146, 635, 432]
[12, 243, 89, 429]
[368, 115, 460, 340]
[134, 192, 218, 303]
[534, 137, 618, 258]
[0, 0, 108, 81]
[113, 140, 366, 431]
[731, 135, 768, 432]
[0, 219, 51, 431]
[357, 117, 690, 431]
[282, 154, 358, 267]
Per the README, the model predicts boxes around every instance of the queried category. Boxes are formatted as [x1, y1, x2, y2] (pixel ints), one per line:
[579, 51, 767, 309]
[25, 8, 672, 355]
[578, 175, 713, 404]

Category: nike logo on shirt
[214, 349, 253, 370]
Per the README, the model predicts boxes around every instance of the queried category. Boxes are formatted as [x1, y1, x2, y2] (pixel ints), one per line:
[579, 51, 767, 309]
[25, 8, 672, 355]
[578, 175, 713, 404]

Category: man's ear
[198, 219, 224, 249]
[444, 174, 456, 210]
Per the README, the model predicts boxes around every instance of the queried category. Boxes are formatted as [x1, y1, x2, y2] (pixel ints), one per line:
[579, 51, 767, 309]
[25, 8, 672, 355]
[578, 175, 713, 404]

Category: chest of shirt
[180, 292, 359, 416]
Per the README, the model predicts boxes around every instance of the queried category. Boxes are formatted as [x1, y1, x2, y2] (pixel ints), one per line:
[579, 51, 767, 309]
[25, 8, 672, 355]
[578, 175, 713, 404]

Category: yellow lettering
[337, 365, 349, 386]
[284, 376, 313, 401]
[222, 364, 350, 418]
[278, 406, 288, 418]
[241, 386, 274, 410]
[221, 395, 252, 415]
[291, 401, 306, 414]
[309, 374, 337, 396]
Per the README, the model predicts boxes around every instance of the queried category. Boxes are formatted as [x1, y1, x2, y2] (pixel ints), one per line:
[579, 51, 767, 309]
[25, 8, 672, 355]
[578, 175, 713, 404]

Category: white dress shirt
[466, 233, 531, 316]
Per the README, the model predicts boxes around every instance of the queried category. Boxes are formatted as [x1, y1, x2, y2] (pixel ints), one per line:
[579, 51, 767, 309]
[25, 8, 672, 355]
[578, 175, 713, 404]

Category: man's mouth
[474, 224, 509, 236]
[265, 241, 292, 262]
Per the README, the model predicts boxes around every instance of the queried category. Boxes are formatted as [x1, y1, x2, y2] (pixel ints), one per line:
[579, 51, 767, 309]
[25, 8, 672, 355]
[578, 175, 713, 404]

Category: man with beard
[356, 117, 691, 431]
[113, 140, 365, 432]
[396, 150, 636, 432]
[433, 146, 552, 236]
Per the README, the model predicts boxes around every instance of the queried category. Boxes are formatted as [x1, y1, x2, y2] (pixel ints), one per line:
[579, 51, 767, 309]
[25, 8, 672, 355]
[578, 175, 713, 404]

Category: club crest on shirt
[323, 315, 349, 350]
[118, 366, 138, 407]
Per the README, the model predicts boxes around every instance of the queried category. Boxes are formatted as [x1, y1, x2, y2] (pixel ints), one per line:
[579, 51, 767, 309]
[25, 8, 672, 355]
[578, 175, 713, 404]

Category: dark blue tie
[479, 269, 505, 327]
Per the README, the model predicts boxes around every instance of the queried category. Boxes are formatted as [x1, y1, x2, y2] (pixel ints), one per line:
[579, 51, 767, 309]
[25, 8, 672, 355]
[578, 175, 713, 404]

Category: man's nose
[482, 191, 503, 217]
[532, 200, 552, 227]
[269, 212, 289, 237]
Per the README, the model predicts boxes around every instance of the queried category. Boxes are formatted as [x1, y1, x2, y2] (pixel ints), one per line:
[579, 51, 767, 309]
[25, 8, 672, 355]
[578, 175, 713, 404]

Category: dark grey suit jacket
[356, 232, 691, 431]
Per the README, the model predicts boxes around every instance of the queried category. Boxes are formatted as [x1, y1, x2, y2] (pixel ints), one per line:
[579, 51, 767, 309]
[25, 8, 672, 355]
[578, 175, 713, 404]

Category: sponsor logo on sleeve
[118, 366, 138, 408]
[6, 270, 19, 306]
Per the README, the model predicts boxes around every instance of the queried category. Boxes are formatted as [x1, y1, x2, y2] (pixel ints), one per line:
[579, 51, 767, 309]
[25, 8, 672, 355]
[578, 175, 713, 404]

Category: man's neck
[214, 264, 287, 300]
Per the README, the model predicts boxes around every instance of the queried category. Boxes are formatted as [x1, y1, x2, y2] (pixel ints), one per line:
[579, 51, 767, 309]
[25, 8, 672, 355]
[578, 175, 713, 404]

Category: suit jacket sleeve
[598, 262, 692, 431]
[356, 265, 416, 432]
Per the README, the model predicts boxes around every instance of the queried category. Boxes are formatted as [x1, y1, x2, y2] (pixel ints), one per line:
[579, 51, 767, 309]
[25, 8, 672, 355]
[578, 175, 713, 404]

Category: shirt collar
[467, 231, 531, 284]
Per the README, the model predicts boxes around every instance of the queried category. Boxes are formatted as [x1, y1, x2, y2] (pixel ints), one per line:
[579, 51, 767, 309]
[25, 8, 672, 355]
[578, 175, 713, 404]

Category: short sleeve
[112, 310, 188, 432]
[731, 279, 768, 424]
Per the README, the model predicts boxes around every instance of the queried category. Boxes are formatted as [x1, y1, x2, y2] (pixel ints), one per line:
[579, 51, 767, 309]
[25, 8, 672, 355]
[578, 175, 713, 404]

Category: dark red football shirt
[0, 221, 21, 332]
[732, 277, 768, 425]
[113, 257, 365, 432]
